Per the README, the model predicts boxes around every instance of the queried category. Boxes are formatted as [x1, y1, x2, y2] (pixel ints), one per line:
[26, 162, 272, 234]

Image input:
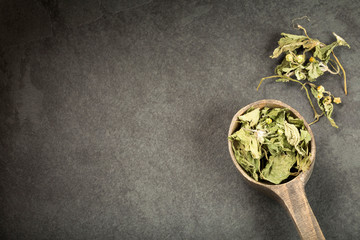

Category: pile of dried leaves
[257, 25, 350, 128]
[228, 107, 312, 184]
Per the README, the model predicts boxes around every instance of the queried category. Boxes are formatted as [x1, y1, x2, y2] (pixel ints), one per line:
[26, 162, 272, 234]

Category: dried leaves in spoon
[228, 107, 312, 184]
[257, 25, 350, 128]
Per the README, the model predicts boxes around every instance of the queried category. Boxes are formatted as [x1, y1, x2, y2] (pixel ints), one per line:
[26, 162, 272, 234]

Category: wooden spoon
[228, 99, 325, 240]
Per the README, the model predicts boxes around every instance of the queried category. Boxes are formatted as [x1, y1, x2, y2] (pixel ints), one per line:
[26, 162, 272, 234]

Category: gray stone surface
[0, 0, 359, 239]
[102, 0, 153, 14]
[0, 0, 52, 46]
[58, 0, 102, 28]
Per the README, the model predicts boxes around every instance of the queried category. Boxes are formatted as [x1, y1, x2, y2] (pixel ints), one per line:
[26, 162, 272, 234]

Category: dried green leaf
[313, 43, 337, 61]
[232, 145, 259, 181]
[287, 115, 304, 128]
[296, 154, 312, 172]
[280, 33, 308, 40]
[271, 33, 308, 58]
[333, 32, 350, 48]
[284, 120, 306, 155]
[238, 108, 260, 127]
[282, 67, 296, 73]
[261, 107, 270, 116]
[313, 33, 350, 61]
[261, 153, 297, 184]
[310, 86, 318, 97]
[306, 61, 324, 81]
[300, 129, 311, 145]
[230, 128, 262, 159]
[310, 86, 339, 128]
[323, 101, 338, 128]
[295, 68, 306, 80]
[275, 58, 292, 75]
[267, 108, 284, 119]
[302, 38, 321, 49]
[275, 110, 286, 124]
[248, 135, 262, 159]
[284, 121, 300, 146]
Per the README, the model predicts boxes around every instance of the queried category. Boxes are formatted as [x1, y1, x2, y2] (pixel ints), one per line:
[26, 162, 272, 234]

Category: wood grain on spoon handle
[274, 180, 325, 240]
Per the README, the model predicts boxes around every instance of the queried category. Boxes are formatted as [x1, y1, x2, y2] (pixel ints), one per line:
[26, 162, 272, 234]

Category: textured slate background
[1, 0, 359, 239]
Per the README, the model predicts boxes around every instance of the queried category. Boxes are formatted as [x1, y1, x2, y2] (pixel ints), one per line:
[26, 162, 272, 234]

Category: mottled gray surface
[0, 0, 359, 239]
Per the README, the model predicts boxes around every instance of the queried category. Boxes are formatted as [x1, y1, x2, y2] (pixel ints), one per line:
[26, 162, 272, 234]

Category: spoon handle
[276, 181, 325, 240]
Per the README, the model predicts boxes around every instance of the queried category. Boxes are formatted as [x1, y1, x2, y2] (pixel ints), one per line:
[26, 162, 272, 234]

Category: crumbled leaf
[287, 115, 304, 128]
[310, 86, 320, 100]
[284, 120, 305, 155]
[271, 33, 308, 58]
[284, 121, 300, 146]
[261, 153, 297, 184]
[261, 107, 270, 115]
[333, 32, 350, 48]
[310, 86, 339, 128]
[267, 108, 284, 119]
[323, 101, 338, 128]
[314, 43, 334, 61]
[233, 146, 259, 181]
[295, 68, 306, 80]
[306, 61, 324, 81]
[275, 58, 291, 75]
[230, 129, 261, 159]
[238, 108, 260, 127]
[296, 153, 312, 172]
[300, 129, 312, 145]
[313, 34, 349, 61]
[275, 110, 286, 124]
[229, 107, 312, 184]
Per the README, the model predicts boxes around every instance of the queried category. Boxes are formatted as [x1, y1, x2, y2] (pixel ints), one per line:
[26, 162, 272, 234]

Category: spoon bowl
[228, 99, 325, 240]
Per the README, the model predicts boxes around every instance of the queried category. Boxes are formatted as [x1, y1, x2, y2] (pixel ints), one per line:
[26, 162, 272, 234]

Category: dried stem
[291, 16, 311, 29]
[309, 112, 324, 125]
[332, 51, 347, 95]
[328, 59, 340, 75]
[297, 24, 310, 39]
[257, 75, 321, 122]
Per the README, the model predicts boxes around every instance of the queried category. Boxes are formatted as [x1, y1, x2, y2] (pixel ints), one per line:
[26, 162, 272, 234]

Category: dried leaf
[238, 108, 260, 127]
[295, 68, 306, 80]
[287, 115, 304, 128]
[300, 129, 311, 145]
[275, 58, 291, 75]
[313, 43, 337, 61]
[306, 61, 324, 81]
[296, 153, 312, 172]
[230, 129, 261, 159]
[229, 107, 312, 184]
[284, 121, 301, 146]
[310, 86, 339, 128]
[314, 33, 350, 62]
[261, 153, 297, 184]
[323, 101, 338, 128]
[271, 33, 308, 58]
[267, 108, 284, 119]
[333, 32, 350, 48]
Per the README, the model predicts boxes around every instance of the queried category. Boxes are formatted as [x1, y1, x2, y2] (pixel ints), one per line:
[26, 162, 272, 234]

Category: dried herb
[228, 107, 312, 184]
[257, 25, 350, 127]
